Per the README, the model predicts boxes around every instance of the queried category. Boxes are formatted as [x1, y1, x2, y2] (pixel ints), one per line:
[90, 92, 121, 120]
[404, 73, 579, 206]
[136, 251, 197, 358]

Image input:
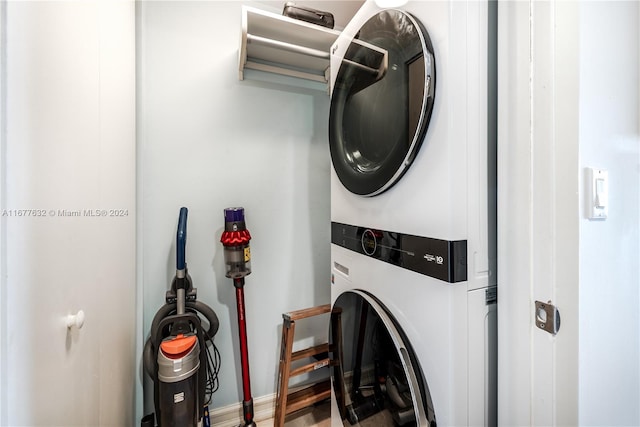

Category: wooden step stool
[274, 304, 337, 426]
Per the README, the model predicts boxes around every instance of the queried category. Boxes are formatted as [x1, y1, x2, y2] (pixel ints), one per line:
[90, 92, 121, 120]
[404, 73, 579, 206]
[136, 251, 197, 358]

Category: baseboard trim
[210, 393, 276, 427]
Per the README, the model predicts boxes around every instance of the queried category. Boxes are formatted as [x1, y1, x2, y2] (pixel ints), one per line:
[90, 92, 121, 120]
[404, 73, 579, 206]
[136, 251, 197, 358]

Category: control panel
[331, 222, 467, 283]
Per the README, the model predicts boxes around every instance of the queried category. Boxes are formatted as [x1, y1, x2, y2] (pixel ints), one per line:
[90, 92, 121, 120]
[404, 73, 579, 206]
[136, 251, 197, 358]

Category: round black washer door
[329, 10, 435, 197]
[330, 290, 437, 426]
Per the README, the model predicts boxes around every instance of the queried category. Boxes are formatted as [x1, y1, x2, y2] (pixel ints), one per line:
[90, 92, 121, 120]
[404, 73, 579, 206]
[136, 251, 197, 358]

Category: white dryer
[328, 1, 497, 426]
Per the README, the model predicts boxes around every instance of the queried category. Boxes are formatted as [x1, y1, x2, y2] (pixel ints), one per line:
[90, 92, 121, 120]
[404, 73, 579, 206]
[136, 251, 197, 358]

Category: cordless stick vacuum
[143, 207, 221, 427]
[220, 207, 256, 427]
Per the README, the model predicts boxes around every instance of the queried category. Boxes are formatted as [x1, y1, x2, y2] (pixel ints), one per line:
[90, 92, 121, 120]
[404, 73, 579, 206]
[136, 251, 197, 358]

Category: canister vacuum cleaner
[220, 207, 256, 427]
[142, 207, 221, 427]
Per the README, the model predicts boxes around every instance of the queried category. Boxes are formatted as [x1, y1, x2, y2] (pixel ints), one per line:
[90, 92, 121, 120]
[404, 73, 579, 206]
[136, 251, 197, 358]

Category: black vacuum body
[157, 334, 200, 426]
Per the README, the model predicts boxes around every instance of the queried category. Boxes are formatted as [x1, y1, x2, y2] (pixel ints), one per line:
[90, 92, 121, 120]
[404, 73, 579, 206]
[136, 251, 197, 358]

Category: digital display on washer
[331, 222, 467, 283]
[329, 10, 436, 197]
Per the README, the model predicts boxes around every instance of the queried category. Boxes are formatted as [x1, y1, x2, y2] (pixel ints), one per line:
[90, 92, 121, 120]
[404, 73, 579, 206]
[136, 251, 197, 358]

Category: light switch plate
[587, 167, 608, 220]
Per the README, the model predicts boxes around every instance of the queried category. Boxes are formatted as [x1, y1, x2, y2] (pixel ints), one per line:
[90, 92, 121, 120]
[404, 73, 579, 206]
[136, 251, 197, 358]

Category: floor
[259, 398, 392, 427]
[262, 400, 331, 427]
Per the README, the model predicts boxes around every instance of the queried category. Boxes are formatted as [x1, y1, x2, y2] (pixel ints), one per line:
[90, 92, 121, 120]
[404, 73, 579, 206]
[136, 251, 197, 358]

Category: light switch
[587, 168, 608, 219]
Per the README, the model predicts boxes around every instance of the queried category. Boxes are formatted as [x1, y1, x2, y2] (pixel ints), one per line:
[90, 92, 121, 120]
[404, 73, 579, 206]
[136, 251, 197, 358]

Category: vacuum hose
[143, 301, 220, 379]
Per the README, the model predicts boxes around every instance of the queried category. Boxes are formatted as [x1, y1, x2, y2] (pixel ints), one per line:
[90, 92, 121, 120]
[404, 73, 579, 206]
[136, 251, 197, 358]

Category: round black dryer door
[330, 290, 437, 426]
[329, 10, 435, 197]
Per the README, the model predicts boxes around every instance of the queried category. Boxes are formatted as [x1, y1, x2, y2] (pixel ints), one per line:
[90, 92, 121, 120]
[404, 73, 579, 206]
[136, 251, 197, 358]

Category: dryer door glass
[329, 10, 435, 196]
[330, 290, 436, 426]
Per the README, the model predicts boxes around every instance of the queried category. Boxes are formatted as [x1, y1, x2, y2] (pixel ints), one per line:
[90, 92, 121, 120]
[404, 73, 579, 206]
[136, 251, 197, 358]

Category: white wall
[1, 1, 136, 425]
[0, 1, 6, 422]
[578, 2, 640, 425]
[136, 0, 331, 419]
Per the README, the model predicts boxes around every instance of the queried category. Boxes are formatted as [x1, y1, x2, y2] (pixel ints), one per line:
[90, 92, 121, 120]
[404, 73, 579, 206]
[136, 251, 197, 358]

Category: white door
[498, 1, 580, 424]
[0, 1, 136, 425]
[498, 1, 640, 426]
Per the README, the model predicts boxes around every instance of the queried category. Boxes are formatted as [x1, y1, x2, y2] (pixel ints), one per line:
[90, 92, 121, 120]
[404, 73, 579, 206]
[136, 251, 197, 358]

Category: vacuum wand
[234, 277, 254, 425]
[220, 207, 256, 427]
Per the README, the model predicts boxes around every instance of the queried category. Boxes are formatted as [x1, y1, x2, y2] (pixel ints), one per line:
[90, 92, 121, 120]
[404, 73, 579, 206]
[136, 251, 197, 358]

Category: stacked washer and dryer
[327, 1, 497, 426]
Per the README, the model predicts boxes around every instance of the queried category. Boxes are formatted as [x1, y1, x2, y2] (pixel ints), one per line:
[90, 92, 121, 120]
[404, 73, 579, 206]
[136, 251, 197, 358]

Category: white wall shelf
[239, 5, 340, 88]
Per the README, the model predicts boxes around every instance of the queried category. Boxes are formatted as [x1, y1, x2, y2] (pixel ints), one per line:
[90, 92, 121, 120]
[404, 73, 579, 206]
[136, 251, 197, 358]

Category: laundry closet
[0, 1, 638, 427]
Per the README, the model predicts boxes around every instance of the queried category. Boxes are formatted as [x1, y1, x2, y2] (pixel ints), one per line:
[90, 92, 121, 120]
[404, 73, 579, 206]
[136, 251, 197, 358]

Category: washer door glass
[330, 290, 436, 426]
[329, 10, 435, 196]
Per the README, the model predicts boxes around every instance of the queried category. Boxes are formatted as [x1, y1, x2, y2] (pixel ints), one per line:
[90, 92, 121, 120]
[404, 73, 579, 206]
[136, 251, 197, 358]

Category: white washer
[328, 1, 497, 426]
